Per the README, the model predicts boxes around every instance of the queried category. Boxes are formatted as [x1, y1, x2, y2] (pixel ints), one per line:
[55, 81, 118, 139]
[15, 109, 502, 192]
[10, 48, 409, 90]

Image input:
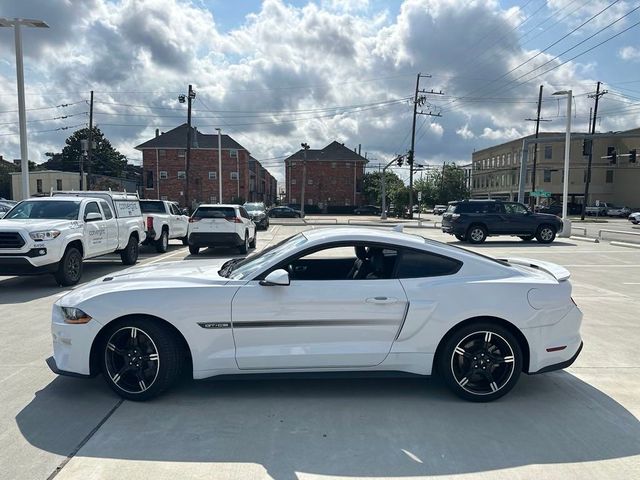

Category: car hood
[0, 219, 77, 231]
[533, 212, 562, 221]
[57, 259, 235, 306]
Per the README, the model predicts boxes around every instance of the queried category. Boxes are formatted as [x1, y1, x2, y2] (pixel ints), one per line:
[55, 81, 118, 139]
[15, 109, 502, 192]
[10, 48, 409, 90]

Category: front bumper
[0, 256, 59, 275]
[189, 232, 244, 247]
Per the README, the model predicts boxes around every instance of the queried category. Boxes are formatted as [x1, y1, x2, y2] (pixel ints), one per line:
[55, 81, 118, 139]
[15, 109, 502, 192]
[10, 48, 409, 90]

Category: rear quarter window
[140, 201, 166, 214]
[397, 249, 462, 278]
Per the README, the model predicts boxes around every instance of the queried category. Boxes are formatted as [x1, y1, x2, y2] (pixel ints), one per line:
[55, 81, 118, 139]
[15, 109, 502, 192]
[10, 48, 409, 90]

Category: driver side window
[84, 202, 101, 219]
[283, 244, 398, 281]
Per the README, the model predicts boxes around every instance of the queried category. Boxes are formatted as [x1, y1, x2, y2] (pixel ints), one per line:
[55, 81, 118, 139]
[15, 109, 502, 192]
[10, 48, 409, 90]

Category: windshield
[4, 200, 81, 220]
[140, 201, 166, 213]
[226, 233, 308, 280]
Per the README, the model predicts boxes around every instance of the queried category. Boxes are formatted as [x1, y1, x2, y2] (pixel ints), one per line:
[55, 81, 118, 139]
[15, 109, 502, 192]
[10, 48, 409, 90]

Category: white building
[11, 170, 87, 199]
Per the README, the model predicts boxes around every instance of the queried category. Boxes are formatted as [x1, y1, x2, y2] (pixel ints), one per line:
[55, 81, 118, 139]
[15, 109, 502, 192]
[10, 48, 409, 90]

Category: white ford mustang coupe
[48, 227, 583, 402]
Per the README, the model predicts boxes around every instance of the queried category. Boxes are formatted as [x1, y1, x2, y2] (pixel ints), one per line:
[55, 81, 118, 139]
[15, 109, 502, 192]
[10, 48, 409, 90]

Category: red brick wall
[285, 160, 365, 208]
[142, 148, 261, 207]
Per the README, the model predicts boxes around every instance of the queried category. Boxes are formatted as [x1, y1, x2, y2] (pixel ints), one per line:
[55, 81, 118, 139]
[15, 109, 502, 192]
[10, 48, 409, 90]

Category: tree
[44, 127, 128, 178]
[362, 170, 405, 206]
[435, 164, 469, 204]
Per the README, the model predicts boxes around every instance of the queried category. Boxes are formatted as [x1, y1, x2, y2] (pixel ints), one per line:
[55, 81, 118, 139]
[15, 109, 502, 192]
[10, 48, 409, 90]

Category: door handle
[366, 296, 399, 305]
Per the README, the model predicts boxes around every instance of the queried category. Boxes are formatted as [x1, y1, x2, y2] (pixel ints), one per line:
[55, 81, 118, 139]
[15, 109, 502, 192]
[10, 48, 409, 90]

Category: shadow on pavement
[449, 240, 578, 248]
[16, 372, 640, 478]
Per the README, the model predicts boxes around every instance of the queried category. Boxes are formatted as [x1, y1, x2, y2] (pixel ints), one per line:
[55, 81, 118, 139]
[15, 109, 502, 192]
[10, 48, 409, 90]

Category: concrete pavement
[1, 225, 639, 479]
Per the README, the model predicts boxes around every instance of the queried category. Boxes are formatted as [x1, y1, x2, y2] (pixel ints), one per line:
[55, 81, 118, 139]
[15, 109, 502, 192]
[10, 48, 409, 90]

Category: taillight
[146, 216, 154, 230]
[189, 217, 200, 223]
[225, 216, 243, 223]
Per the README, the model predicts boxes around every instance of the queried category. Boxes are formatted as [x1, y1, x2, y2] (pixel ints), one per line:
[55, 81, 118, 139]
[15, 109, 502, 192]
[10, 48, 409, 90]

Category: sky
[1, 0, 640, 185]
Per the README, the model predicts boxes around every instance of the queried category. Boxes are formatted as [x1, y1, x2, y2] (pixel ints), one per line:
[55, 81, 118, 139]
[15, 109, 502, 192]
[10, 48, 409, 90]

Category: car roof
[20, 196, 98, 202]
[195, 204, 239, 208]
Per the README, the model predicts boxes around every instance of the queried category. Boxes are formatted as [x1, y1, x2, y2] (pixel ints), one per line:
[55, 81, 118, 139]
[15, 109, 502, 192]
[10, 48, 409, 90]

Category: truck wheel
[239, 232, 249, 254]
[54, 246, 83, 286]
[188, 245, 200, 255]
[181, 236, 189, 246]
[155, 230, 169, 253]
[120, 235, 139, 265]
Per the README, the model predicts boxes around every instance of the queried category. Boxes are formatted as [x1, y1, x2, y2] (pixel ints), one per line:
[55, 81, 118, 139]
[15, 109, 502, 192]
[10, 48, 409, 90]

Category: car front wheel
[536, 224, 556, 244]
[101, 318, 184, 401]
[54, 246, 83, 286]
[438, 323, 523, 402]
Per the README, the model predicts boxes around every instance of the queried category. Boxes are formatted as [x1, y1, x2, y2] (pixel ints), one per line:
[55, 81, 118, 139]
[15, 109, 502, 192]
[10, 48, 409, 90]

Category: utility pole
[178, 85, 195, 210]
[300, 142, 309, 217]
[408, 73, 443, 218]
[525, 85, 551, 207]
[380, 156, 399, 220]
[581, 81, 607, 220]
[216, 127, 222, 203]
[87, 90, 93, 190]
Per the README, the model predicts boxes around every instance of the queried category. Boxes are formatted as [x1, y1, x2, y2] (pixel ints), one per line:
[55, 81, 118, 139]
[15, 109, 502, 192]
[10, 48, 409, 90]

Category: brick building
[284, 141, 367, 212]
[136, 124, 277, 208]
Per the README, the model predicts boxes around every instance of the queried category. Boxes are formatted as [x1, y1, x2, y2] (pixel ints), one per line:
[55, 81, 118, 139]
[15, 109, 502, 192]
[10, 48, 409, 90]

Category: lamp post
[0, 18, 50, 199]
[552, 90, 572, 237]
[215, 128, 222, 203]
[300, 142, 309, 217]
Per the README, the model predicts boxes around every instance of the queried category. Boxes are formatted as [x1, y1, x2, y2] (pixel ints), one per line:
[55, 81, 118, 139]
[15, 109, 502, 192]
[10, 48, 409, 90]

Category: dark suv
[441, 200, 563, 244]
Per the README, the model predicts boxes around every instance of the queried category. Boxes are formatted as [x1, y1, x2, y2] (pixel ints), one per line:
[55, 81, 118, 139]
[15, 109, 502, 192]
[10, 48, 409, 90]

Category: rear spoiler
[499, 257, 570, 282]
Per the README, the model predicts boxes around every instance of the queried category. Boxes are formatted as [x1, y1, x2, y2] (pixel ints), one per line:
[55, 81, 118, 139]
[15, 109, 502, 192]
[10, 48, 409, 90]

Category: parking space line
[139, 247, 188, 266]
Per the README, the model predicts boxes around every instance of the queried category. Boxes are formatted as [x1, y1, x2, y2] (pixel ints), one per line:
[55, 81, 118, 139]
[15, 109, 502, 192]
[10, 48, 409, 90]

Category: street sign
[530, 190, 551, 198]
[595, 199, 600, 207]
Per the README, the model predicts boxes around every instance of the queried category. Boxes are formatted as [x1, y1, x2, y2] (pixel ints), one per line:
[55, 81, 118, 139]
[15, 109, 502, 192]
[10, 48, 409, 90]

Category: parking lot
[1, 222, 639, 480]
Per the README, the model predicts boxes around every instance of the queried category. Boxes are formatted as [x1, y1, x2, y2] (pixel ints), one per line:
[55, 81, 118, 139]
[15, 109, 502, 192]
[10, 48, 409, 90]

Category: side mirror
[85, 212, 103, 222]
[260, 269, 290, 286]
[182, 208, 189, 215]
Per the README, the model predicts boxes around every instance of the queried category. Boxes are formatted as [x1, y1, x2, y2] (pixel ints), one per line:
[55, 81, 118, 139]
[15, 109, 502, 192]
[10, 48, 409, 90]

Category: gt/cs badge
[197, 322, 230, 329]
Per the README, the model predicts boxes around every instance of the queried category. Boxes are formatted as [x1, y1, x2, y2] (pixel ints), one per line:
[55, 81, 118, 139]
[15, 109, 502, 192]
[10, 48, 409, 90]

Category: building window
[291, 178, 297, 185]
[543, 169, 551, 182]
[332, 162, 336, 168]
[177, 171, 186, 179]
[345, 199, 351, 206]
[544, 145, 552, 160]
[159, 149, 166, 157]
[146, 170, 154, 189]
[177, 150, 185, 157]
[210, 195, 217, 203]
[507, 153, 511, 165]
[56, 179, 62, 190]
[307, 198, 313, 205]
[230, 172, 239, 180]
[230, 149, 238, 158]
[161, 195, 168, 201]
[331, 179, 336, 184]
[308, 179, 313, 185]
[36, 179, 43, 193]
[159, 171, 168, 179]
[208, 171, 217, 180]
[606, 170, 614, 183]
[291, 198, 297, 204]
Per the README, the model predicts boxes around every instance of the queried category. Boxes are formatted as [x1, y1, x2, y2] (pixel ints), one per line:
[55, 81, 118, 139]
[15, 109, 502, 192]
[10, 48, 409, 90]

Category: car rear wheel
[188, 245, 200, 255]
[467, 225, 487, 244]
[54, 246, 83, 286]
[438, 323, 522, 402]
[239, 233, 249, 254]
[155, 230, 169, 253]
[519, 235, 534, 242]
[120, 235, 139, 265]
[536, 224, 556, 244]
[249, 232, 257, 249]
[101, 318, 184, 401]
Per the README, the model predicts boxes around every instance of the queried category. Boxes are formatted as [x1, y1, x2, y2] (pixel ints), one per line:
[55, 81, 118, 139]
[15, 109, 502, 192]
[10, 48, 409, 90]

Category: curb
[610, 240, 640, 249]
[569, 236, 600, 243]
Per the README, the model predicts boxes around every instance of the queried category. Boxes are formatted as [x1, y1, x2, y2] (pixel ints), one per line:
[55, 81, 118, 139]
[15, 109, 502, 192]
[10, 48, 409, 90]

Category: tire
[467, 224, 487, 244]
[239, 232, 249, 254]
[181, 236, 189, 246]
[188, 245, 200, 255]
[249, 232, 257, 249]
[536, 224, 556, 244]
[100, 317, 185, 401]
[54, 246, 83, 286]
[519, 235, 534, 242]
[455, 234, 466, 241]
[120, 235, 139, 265]
[155, 230, 169, 253]
[437, 322, 523, 402]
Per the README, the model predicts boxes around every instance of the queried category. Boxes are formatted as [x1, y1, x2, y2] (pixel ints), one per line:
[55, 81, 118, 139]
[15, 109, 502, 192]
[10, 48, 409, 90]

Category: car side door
[238, 206, 255, 239]
[230, 243, 409, 369]
[82, 201, 109, 257]
[99, 200, 119, 251]
[484, 202, 509, 233]
[503, 202, 535, 234]
[169, 202, 188, 238]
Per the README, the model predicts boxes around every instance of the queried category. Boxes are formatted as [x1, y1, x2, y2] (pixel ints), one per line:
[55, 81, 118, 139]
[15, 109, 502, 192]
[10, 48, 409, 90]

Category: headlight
[29, 230, 61, 241]
[61, 307, 92, 324]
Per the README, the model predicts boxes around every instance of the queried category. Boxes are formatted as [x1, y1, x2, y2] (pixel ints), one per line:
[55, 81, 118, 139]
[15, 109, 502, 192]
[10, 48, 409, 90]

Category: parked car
[606, 205, 631, 218]
[353, 205, 381, 215]
[0, 195, 145, 285]
[585, 203, 609, 216]
[187, 204, 256, 255]
[0, 201, 14, 219]
[47, 227, 582, 402]
[243, 202, 270, 230]
[535, 203, 562, 216]
[139, 200, 189, 252]
[433, 205, 448, 215]
[629, 212, 640, 225]
[268, 206, 303, 218]
[442, 200, 563, 244]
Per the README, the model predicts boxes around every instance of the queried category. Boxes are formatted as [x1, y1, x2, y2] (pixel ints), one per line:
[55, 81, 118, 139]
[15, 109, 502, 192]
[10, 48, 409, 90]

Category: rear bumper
[528, 341, 583, 375]
[441, 223, 465, 235]
[189, 232, 244, 247]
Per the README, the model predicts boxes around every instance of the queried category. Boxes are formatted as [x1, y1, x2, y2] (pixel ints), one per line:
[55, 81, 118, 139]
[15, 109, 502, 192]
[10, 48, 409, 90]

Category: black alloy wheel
[120, 236, 139, 265]
[101, 319, 184, 400]
[54, 246, 83, 286]
[439, 323, 522, 402]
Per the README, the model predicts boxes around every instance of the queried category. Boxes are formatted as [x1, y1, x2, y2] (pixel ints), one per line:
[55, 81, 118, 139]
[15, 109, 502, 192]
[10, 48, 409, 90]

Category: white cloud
[619, 46, 640, 61]
[456, 124, 475, 140]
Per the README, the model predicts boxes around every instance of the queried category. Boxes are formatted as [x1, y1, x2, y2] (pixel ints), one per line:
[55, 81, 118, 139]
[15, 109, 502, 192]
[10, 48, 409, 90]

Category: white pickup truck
[140, 200, 189, 252]
[0, 193, 145, 286]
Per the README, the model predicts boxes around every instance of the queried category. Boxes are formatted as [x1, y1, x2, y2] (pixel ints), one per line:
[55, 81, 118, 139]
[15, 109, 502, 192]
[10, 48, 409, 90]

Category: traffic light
[607, 146, 617, 164]
[396, 155, 404, 167]
[630, 149, 637, 163]
[582, 139, 592, 156]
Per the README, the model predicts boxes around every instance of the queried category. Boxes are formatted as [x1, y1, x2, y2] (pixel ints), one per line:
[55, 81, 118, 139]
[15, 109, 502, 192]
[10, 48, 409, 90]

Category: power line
[0, 100, 86, 115]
